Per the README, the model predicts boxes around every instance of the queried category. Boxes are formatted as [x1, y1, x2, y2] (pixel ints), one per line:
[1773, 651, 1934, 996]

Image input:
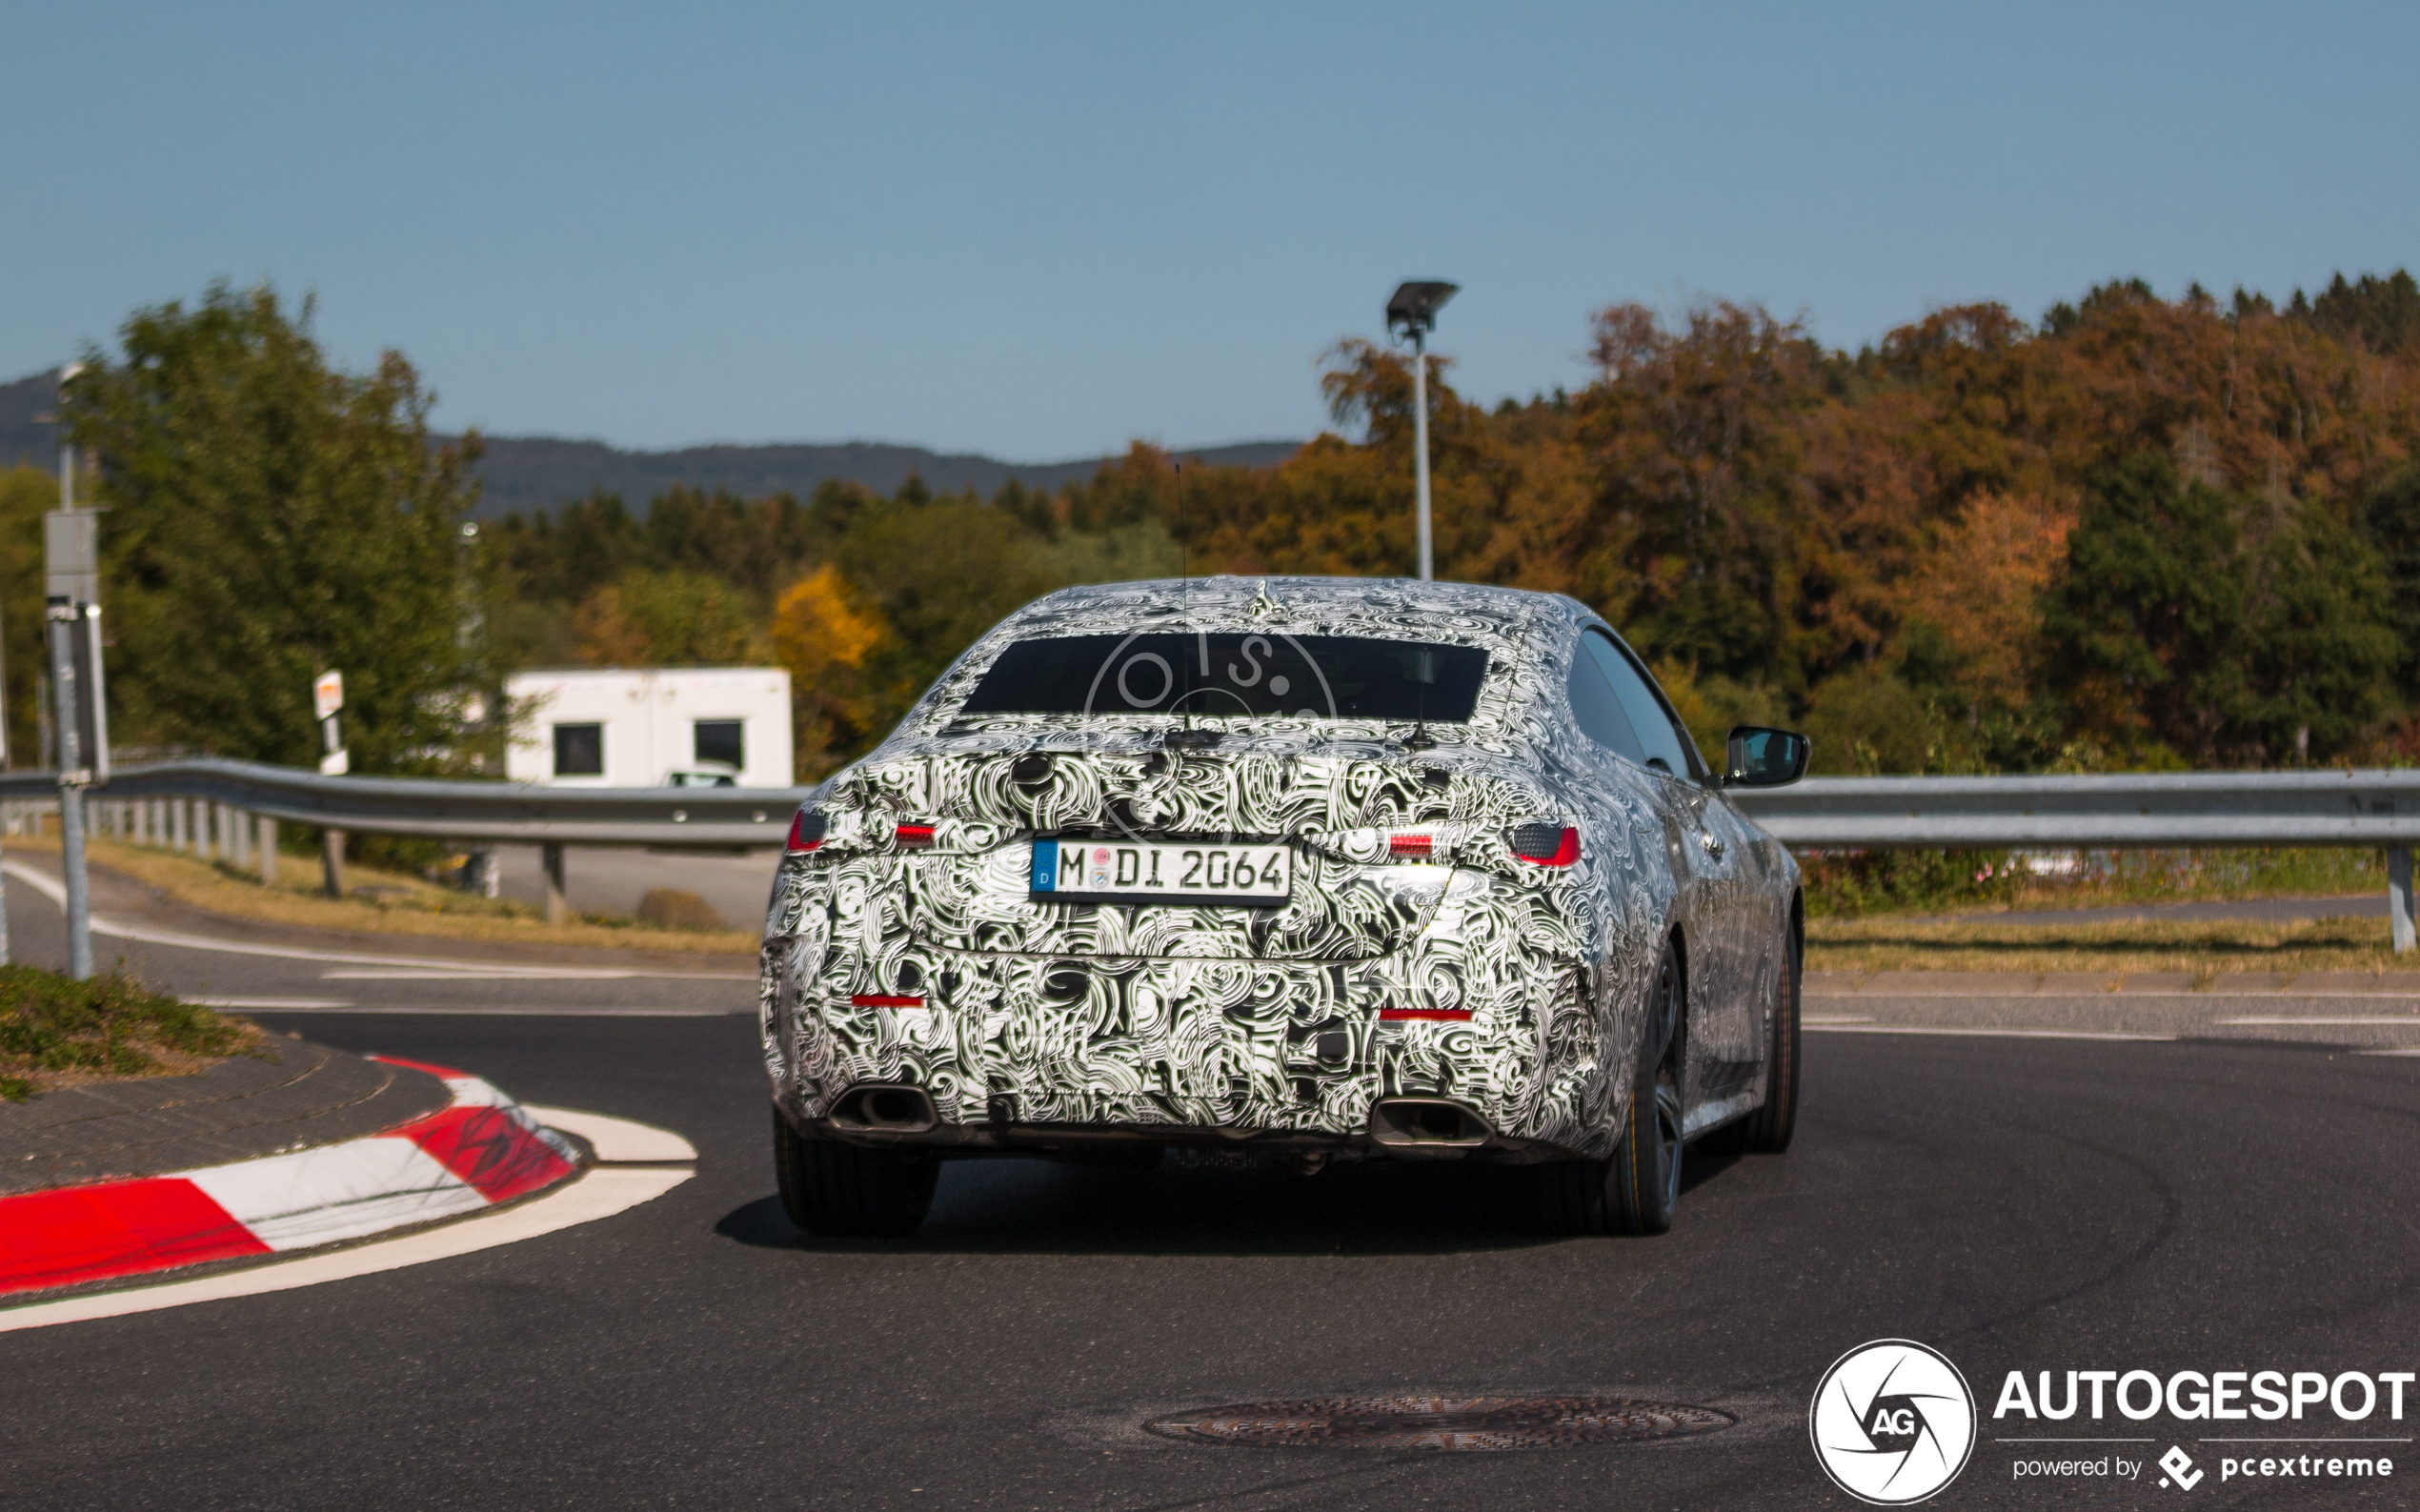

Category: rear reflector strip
[1387, 834, 1433, 858]
[895, 824, 936, 849]
[1510, 824, 1580, 866]
[850, 994, 926, 1008]
[1379, 1007, 1473, 1021]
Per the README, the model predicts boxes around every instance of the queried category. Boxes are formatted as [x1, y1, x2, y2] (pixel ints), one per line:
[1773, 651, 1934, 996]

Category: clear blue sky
[6, 3, 2413, 460]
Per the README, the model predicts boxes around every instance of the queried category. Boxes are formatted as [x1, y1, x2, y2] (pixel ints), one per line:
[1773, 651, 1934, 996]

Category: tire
[772, 1106, 939, 1237]
[1543, 941, 1684, 1237]
[1715, 922, 1801, 1154]
[1732, 918, 1809, 1156]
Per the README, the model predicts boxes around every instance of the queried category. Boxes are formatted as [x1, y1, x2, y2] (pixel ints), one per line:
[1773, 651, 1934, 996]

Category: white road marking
[525, 1105, 698, 1162]
[1803, 1015, 1875, 1024]
[1810, 989, 2420, 1001]
[2217, 1017, 2420, 1026]
[2359, 1048, 2420, 1058]
[1, 859, 752, 979]
[1804, 1024, 2176, 1041]
[0, 1111, 693, 1332]
[320, 968, 637, 980]
[187, 997, 355, 1009]
[240, 1004, 747, 1017]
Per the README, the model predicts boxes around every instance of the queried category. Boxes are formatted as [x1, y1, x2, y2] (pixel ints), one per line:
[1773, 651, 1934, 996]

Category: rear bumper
[773, 1090, 1580, 1164]
[761, 941, 1635, 1159]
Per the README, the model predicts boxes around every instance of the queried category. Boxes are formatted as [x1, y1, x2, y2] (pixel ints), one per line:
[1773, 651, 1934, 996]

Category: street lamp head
[58, 361, 85, 387]
[1386, 280, 1460, 339]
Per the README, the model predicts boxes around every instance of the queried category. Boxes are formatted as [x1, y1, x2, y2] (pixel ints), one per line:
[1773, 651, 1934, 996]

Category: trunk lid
[810, 739, 1548, 962]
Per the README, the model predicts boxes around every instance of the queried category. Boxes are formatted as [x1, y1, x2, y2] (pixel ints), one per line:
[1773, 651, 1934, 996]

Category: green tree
[2244, 500, 2396, 759]
[2365, 468, 2420, 707]
[2043, 453, 2248, 762]
[571, 567, 767, 665]
[834, 497, 1050, 734]
[0, 466, 50, 766]
[61, 284, 491, 773]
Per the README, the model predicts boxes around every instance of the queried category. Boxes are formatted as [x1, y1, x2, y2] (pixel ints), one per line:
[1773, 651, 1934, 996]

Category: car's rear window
[958, 633, 1490, 722]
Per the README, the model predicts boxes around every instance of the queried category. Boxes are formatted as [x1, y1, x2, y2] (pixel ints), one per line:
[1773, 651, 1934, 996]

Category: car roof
[994, 575, 1583, 650]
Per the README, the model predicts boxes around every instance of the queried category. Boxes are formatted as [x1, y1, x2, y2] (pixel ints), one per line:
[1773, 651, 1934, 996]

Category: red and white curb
[0, 1056, 580, 1297]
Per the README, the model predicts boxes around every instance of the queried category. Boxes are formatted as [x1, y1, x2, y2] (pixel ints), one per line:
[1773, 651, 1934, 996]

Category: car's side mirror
[1724, 726, 1810, 787]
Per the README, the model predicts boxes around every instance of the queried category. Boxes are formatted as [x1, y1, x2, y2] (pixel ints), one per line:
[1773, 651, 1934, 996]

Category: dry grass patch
[13, 835, 757, 956]
[1807, 915, 2418, 976]
[0, 966, 261, 1101]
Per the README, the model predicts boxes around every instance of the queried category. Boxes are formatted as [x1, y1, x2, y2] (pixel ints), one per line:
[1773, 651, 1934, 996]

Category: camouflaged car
[762, 575, 1809, 1237]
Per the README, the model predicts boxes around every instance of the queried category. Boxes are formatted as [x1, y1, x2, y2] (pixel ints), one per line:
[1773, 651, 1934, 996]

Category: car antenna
[1404, 647, 1437, 752]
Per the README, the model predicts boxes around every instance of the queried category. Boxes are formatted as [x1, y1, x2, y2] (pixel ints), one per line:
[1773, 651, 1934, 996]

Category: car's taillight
[1387, 834, 1433, 859]
[786, 810, 826, 854]
[895, 823, 936, 850]
[1509, 823, 1580, 866]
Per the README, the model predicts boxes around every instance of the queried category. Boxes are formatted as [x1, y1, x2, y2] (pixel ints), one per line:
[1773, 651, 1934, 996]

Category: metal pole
[2391, 848, 2416, 955]
[321, 829, 345, 898]
[1412, 328, 1432, 582]
[542, 842, 567, 924]
[257, 815, 277, 885]
[46, 605, 91, 978]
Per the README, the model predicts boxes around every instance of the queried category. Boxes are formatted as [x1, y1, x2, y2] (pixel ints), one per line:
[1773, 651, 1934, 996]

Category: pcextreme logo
[1810, 1340, 1979, 1505]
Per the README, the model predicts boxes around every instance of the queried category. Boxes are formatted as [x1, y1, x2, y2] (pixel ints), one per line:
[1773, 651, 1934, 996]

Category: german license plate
[1029, 838, 1291, 906]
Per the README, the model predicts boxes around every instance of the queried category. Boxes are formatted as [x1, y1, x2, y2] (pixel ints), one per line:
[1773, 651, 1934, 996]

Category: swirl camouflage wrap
[760, 575, 1801, 1169]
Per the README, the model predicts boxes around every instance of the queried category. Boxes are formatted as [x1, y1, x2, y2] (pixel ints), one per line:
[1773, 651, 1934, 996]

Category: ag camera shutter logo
[1811, 1340, 1979, 1504]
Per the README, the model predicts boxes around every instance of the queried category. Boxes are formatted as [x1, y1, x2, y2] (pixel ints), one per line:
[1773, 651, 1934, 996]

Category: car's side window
[1582, 630, 1694, 779]
[1565, 635, 1646, 764]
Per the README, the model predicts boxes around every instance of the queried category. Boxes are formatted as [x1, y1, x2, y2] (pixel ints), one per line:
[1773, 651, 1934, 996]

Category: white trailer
[505, 667, 794, 787]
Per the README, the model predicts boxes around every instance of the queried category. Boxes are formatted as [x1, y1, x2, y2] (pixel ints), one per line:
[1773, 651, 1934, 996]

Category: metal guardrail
[0, 757, 814, 848]
[1726, 768, 2420, 953]
[1724, 769, 2420, 848]
[23, 759, 2414, 851]
[1, 758, 2413, 950]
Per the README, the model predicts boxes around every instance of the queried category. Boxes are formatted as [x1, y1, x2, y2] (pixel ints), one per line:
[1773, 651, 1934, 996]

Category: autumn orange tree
[492, 269, 2420, 777]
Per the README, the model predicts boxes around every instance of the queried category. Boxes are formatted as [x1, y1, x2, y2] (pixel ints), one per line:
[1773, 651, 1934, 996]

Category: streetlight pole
[45, 361, 103, 978]
[1411, 325, 1432, 582]
[1384, 281, 1459, 582]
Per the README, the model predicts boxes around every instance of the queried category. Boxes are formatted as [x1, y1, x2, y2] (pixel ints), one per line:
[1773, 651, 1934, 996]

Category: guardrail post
[321, 828, 345, 899]
[542, 842, 567, 924]
[257, 816, 277, 885]
[2391, 849, 2416, 955]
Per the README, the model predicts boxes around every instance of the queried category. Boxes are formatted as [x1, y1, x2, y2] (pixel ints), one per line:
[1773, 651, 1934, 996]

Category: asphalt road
[3, 878, 2417, 1508]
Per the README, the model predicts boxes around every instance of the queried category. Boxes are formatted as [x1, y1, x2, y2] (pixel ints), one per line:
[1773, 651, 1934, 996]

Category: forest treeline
[18, 272, 2420, 785]
[490, 270, 2420, 780]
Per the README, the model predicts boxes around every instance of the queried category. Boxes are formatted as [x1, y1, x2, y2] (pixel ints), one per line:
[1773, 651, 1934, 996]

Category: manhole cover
[1143, 1395, 1736, 1451]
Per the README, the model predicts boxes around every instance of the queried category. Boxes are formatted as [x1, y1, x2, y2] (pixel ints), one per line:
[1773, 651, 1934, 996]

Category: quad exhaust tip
[831, 1084, 938, 1133]
[1367, 1098, 1491, 1148]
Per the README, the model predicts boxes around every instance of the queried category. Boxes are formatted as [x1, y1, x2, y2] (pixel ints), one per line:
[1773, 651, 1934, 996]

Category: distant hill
[455, 433, 1301, 517]
[0, 369, 1301, 516]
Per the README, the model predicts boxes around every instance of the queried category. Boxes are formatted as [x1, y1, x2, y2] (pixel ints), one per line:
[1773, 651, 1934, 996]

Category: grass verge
[1804, 846, 2386, 918]
[1807, 915, 2417, 977]
[10, 835, 758, 957]
[0, 965, 259, 1101]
